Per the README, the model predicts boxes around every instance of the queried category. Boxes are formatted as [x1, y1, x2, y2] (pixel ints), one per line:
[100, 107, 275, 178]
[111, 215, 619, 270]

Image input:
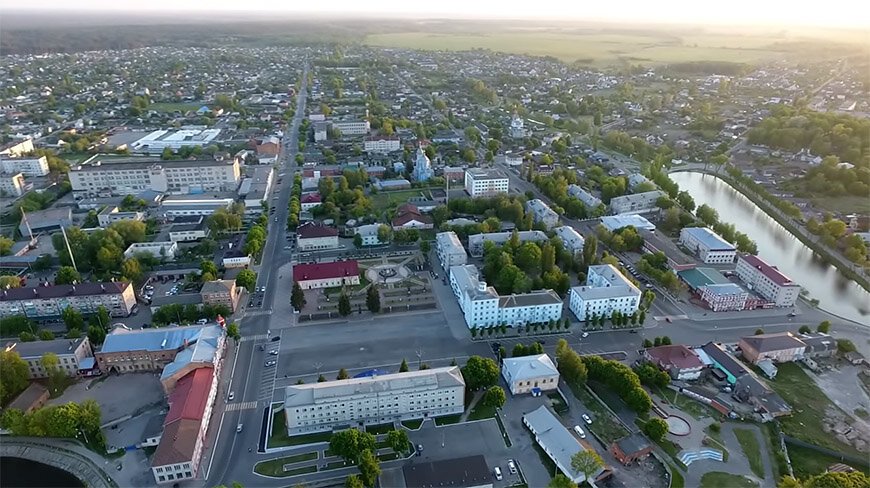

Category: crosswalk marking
[225, 401, 258, 411]
[241, 334, 269, 342]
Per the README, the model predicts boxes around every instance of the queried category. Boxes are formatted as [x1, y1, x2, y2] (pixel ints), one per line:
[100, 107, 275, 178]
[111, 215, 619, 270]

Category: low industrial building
[553, 226, 585, 255]
[735, 254, 800, 308]
[641, 230, 696, 272]
[523, 405, 606, 484]
[124, 241, 178, 260]
[679, 227, 737, 264]
[292, 261, 360, 290]
[569, 265, 641, 321]
[738, 332, 807, 365]
[283, 366, 465, 435]
[18, 207, 72, 236]
[129, 127, 221, 155]
[97, 206, 145, 228]
[238, 166, 274, 210]
[608, 190, 665, 215]
[221, 250, 251, 269]
[435, 231, 467, 269]
[0, 282, 136, 320]
[464, 168, 509, 197]
[467, 230, 548, 257]
[7, 383, 50, 414]
[159, 195, 235, 218]
[525, 199, 559, 230]
[501, 354, 560, 395]
[402, 455, 492, 488]
[449, 264, 562, 329]
[610, 433, 652, 465]
[296, 222, 339, 251]
[168, 218, 210, 243]
[4, 337, 94, 379]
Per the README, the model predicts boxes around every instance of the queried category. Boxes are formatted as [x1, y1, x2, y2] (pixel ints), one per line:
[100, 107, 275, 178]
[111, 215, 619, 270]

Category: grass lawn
[699, 472, 758, 488]
[468, 403, 496, 421]
[668, 463, 685, 488]
[703, 424, 730, 462]
[733, 428, 765, 479]
[768, 363, 863, 457]
[786, 441, 870, 480]
[655, 437, 688, 471]
[655, 386, 722, 420]
[370, 189, 429, 210]
[254, 453, 318, 477]
[268, 410, 332, 448]
[567, 383, 629, 444]
[378, 452, 399, 461]
[322, 459, 352, 470]
[547, 392, 568, 414]
[366, 423, 394, 435]
[434, 414, 462, 426]
[402, 419, 423, 430]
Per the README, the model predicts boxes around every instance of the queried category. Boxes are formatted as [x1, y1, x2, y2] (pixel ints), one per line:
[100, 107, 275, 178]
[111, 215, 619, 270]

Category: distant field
[811, 195, 870, 214]
[364, 32, 792, 66]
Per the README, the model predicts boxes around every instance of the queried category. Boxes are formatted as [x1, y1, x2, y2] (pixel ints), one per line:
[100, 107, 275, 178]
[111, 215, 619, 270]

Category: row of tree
[151, 303, 230, 326]
[1, 398, 105, 451]
[582, 355, 653, 414]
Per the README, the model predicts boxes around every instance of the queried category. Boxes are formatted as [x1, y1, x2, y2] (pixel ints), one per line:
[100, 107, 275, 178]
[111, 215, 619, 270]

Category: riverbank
[671, 167, 870, 295]
[0, 438, 116, 488]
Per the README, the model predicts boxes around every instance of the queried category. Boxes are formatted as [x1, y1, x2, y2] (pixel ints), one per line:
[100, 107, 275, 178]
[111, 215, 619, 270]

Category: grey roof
[567, 184, 602, 208]
[284, 366, 465, 407]
[600, 214, 656, 232]
[149, 293, 203, 308]
[498, 290, 562, 308]
[160, 325, 222, 379]
[553, 226, 585, 250]
[700, 342, 750, 379]
[101, 324, 217, 355]
[733, 373, 791, 415]
[572, 264, 640, 301]
[524, 405, 600, 483]
[199, 280, 235, 295]
[450, 265, 499, 302]
[799, 333, 836, 354]
[8, 383, 48, 411]
[615, 432, 651, 455]
[73, 159, 233, 172]
[468, 230, 547, 249]
[502, 354, 559, 382]
[5, 337, 88, 359]
[403, 455, 490, 488]
[681, 227, 735, 251]
[741, 332, 806, 353]
[466, 167, 507, 180]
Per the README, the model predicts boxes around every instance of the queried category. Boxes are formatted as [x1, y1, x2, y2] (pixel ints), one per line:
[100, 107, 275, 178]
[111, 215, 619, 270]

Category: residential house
[296, 222, 339, 251]
[4, 337, 94, 378]
[501, 354, 560, 395]
[199, 280, 240, 312]
[0, 282, 136, 320]
[391, 203, 433, 230]
[525, 199, 559, 230]
[643, 344, 705, 381]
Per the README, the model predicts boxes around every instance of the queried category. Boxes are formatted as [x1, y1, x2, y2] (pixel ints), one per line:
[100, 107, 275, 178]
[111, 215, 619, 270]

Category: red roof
[165, 367, 213, 424]
[300, 192, 322, 204]
[392, 204, 432, 227]
[739, 254, 794, 286]
[645, 344, 704, 371]
[294, 261, 359, 282]
[297, 222, 339, 239]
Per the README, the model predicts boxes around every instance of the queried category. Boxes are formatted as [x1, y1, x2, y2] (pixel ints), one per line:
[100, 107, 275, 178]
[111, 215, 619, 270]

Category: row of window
[154, 462, 191, 473]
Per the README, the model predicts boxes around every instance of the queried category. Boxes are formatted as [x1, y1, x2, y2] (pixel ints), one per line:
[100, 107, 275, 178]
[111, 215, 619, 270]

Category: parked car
[573, 425, 586, 438]
[269, 350, 278, 356]
[228, 391, 234, 401]
[264, 360, 276, 367]
[581, 332, 589, 338]
[271, 336, 280, 342]
[494, 467, 503, 481]
[236, 424, 243, 433]
[582, 414, 593, 425]
[507, 460, 517, 474]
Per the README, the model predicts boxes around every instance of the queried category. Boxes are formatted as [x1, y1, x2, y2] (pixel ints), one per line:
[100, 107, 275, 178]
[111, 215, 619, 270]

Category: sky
[4, 0, 870, 29]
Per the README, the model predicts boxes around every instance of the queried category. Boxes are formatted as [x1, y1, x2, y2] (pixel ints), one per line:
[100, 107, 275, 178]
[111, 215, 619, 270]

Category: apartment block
[5, 337, 94, 379]
[435, 231, 468, 269]
[569, 265, 640, 321]
[69, 159, 241, 197]
[0, 282, 136, 320]
[679, 227, 737, 264]
[735, 254, 800, 307]
[464, 168, 509, 197]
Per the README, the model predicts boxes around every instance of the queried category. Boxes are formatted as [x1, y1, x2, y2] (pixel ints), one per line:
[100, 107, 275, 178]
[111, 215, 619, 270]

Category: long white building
[331, 119, 370, 136]
[735, 254, 800, 307]
[283, 367, 465, 435]
[525, 199, 559, 229]
[567, 184, 602, 209]
[569, 264, 641, 321]
[364, 136, 400, 154]
[468, 230, 548, 257]
[0, 156, 50, 176]
[608, 190, 665, 215]
[679, 227, 737, 264]
[449, 264, 562, 329]
[70, 159, 241, 196]
[435, 231, 467, 269]
[464, 168, 509, 197]
[129, 128, 221, 155]
[553, 226, 585, 255]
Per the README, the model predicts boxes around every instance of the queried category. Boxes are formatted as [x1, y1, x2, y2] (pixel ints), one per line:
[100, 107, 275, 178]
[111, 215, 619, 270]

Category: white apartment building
[608, 190, 665, 215]
[124, 241, 178, 260]
[6, 337, 94, 379]
[464, 168, 509, 197]
[468, 231, 548, 257]
[0, 172, 27, 197]
[97, 206, 145, 227]
[0, 156, 50, 176]
[70, 159, 241, 196]
[331, 119, 370, 136]
[364, 136, 401, 154]
[567, 184, 602, 209]
[735, 254, 800, 307]
[0, 138, 35, 157]
[283, 367, 465, 434]
[313, 122, 329, 142]
[569, 264, 641, 321]
[355, 224, 385, 246]
[525, 199, 559, 230]
[449, 265, 562, 329]
[553, 226, 585, 255]
[160, 197, 234, 217]
[679, 227, 737, 264]
[435, 231, 467, 269]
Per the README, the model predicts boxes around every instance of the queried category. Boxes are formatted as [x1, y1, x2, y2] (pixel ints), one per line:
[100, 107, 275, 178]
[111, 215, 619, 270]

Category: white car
[582, 414, 593, 425]
[573, 425, 586, 439]
[228, 391, 235, 401]
[507, 460, 517, 474]
[493, 467, 503, 481]
[581, 332, 589, 338]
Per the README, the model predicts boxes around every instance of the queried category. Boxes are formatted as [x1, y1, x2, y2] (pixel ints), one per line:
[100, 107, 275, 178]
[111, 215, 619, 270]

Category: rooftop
[100, 324, 218, 355]
[502, 354, 559, 381]
[738, 254, 796, 286]
[297, 221, 339, 239]
[682, 227, 736, 251]
[677, 267, 731, 290]
[4, 337, 88, 359]
[402, 455, 491, 488]
[740, 332, 806, 353]
[293, 261, 360, 282]
[498, 290, 562, 308]
[199, 280, 235, 295]
[615, 433, 651, 456]
[0, 282, 130, 302]
[8, 383, 48, 412]
[645, 344, 704, 370]
[524, 405, 598, 483]
[466, 168, 507, 180]
[153, 368, 214, 467]
[600, 214, 655, 232]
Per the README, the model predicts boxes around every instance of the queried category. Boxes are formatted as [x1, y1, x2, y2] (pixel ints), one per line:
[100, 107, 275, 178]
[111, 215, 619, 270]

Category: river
[0, 457, 84, 488]
[670, 171, 870, 325]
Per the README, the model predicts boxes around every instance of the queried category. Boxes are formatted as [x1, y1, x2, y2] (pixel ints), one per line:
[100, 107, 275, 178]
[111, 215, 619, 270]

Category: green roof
[678, 267, 731, 290]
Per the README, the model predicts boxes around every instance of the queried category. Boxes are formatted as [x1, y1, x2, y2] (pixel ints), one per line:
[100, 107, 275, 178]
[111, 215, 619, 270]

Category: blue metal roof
[682, 227, 735, 251]
[101, 324, 215, 355]
[160, 325, 222, 380]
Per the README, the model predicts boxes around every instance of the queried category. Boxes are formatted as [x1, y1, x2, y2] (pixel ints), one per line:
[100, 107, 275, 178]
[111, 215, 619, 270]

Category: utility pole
[60, 225, 78, 273]
[415, 347, 423, 370]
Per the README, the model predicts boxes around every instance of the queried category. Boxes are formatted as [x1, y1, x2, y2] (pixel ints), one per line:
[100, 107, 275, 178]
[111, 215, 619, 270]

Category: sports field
[364, 31, 797, 66]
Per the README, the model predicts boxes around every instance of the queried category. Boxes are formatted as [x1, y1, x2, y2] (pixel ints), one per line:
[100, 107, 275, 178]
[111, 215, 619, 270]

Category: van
[237, 424, 243, 433]
[493, 467, 503, 481]
[573, 425, 586, 439]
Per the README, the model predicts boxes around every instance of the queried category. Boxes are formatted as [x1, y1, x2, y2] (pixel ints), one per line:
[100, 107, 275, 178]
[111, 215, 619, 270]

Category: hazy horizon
[2, 0, 869, 30]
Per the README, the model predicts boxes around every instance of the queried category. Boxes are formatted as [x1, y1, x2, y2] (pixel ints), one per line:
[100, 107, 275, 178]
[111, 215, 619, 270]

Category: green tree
[291, 282, 306, 311]
[336, 368, 350, 380]
[318, 374, 327, 382]
[386, 429, 409, 454]
[353, 234, 363, 248]
[420, 240, 430, 253]
[357, 449, 381, 487]
[555, 339, 588, 385]
[87, 324, 106, 346]
[548, 474, 577, 488]
[0, 350, 30, 403]
[366, 285, 380, 313]
[226, 322, 241, 341]
[65, 328, 82, 339]
[39, 329, 55, 341]
[817, 320, 831, 333]
[236, 269, 257, 292]
[55, 266, 82, 285]
[570, 450, 604, 484]
[328, 429, 376, 463]
[120, 257, 143, 282]
[642, 417, 669, 441]
[338, 291, 351, 316]
[399, 359, 409, 372]
[19, 331, 36, 342]
[461, 356, 499, 391]
[62, 307, 84, 331]
[755, 328, 765, 335]
[345, 475, 364, 488]
[482, 386, 506, 408]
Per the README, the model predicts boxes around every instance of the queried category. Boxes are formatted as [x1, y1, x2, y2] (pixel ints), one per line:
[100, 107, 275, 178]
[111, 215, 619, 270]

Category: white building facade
[679, 227, 737, 264]
[364, 136, 400, 154]
[569, 264, 641, 321]
[70, 159, 241, 196]
[525, 199, 559, 230]
[464, 168, 509, 197]
[332, 120, 370, 136]
[124, 241, 178, 260]
[284, 367, 465, 434]
[608, 190, 665, 215]
[735, 254, 800, 307]
[0, 156, 50, 176]
[435, 231, 467, 269]
[553, 226, 585, 255]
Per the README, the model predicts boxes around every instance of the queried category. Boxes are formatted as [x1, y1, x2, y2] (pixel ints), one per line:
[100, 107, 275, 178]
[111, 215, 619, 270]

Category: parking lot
[49, 373, 165, 424]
